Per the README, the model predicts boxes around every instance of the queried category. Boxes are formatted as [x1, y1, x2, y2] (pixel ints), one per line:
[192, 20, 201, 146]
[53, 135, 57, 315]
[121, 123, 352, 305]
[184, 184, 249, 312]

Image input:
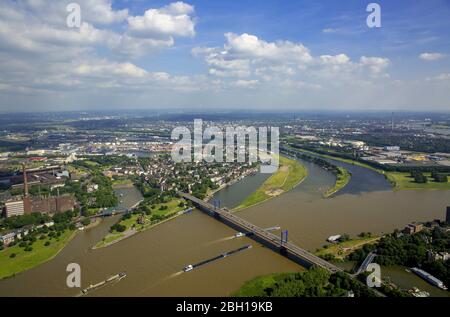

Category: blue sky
[0, 0, 449, 112]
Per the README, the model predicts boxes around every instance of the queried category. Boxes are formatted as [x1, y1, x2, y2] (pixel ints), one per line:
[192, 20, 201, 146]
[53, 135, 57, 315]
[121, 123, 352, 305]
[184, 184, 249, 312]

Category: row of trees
[411, 170, 448, 183]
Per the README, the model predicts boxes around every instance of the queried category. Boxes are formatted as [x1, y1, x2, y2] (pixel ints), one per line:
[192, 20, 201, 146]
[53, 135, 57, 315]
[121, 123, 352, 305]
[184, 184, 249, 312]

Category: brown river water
[0, 158, 448, 296]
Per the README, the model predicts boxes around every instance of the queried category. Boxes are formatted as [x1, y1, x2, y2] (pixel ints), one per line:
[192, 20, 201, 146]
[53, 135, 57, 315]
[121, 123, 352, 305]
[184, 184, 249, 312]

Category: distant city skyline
[1, 0, 450, 112]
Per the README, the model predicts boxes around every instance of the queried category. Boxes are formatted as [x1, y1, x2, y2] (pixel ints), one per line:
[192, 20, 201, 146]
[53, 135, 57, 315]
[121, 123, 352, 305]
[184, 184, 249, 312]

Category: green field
[232, 272, 301, 297]
[0, 230, 75, 279]
[324, 167, 351, 197]
[112, 178, 134, 186]
[315, 236, 380, 260]
[95, 198, 185, 248]
[386, 172, 450, 190]
[235, 156, 307, 210]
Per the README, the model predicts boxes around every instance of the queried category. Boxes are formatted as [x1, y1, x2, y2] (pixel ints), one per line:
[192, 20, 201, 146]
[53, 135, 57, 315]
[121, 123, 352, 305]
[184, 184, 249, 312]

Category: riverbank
[286, 146, 450, 191]
[324, 167, 352, 198]
[205, 167, 259, 202]
[94, 198, 186, 249]
[232, 272, 299, 297]
[0, 229, 76, 280]
[315, 236, 381, 261]
[234, 156, 307, 211]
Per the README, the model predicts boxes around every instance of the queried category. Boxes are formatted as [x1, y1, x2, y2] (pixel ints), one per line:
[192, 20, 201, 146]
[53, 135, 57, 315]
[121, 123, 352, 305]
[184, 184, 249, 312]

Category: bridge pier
[279, 246, 288, 255]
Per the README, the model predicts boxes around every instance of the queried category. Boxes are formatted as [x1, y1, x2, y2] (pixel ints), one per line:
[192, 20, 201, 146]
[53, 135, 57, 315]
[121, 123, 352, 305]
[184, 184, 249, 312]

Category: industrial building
[3, 164, 75, 218]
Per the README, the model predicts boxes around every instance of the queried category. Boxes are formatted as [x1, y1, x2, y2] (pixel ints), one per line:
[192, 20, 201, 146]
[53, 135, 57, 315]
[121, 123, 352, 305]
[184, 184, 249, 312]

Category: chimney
[22, 163, 29, 197]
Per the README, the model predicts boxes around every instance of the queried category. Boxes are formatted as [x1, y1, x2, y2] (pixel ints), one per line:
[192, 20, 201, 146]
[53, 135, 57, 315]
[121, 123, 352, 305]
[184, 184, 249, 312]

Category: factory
[3, 164, 75, 218]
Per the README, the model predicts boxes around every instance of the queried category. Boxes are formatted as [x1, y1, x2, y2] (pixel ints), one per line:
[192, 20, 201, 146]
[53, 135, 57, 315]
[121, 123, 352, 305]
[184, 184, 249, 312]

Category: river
[0, 158, 448, 296]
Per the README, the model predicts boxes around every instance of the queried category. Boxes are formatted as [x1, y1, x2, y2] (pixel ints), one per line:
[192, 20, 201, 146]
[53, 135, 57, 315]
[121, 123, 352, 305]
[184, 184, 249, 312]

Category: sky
[0, 0, 450, 113]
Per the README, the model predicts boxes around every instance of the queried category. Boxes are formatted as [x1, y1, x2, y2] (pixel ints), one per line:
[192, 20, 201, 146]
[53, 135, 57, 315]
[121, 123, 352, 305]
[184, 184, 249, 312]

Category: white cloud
[359, 56, 390, 74]
[320, 54, 350, 65]
[74, 61, 148, 78]
[127, 2, 196, 38]
[1, 2, 448, 112]
[193, 33, 391, 89]
[419, 52, 445, 61]
[224, 33, 312, 63]
[76, 0, 129, 25]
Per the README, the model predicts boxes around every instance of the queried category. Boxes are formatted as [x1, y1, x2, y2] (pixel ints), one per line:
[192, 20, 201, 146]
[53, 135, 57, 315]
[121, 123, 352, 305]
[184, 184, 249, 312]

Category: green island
[234, 156, 307, 210]
[286, 145, 450, 191]
[0, 211, 79, 279]
[324, 167, 351, 198]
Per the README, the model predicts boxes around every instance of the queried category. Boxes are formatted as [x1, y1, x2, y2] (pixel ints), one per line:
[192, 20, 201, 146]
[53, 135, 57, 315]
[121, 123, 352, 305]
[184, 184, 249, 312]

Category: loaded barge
[184, 245, 252, 272]
[410, 267, 447, 290]
[81, 272, 127, 295]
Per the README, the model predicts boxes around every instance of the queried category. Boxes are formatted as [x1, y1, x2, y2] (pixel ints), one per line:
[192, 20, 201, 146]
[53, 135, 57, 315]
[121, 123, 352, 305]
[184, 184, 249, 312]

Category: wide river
[0, 158, 449, 296]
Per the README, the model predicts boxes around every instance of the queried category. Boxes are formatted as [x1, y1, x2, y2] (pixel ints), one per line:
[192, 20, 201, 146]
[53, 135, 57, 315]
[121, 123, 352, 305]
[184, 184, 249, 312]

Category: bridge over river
[179, 192, 342, 274]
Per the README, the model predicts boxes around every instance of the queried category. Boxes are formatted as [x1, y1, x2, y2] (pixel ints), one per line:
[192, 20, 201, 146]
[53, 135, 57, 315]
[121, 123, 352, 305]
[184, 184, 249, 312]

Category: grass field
[324, 167, 351, 197]
[315, 236, 380, 260]
[386, 172, 450, 190]
[232, 272, 301, 297]
[95, 198, 185, 248]
[0, 230, 75, 279]
[235, 156, 307, 210]
[112, 178, 134, 186]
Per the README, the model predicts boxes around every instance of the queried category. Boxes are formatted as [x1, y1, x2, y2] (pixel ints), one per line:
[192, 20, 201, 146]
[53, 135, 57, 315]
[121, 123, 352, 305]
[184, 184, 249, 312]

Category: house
[0, 232, 16, 246]
[402, 223, 423, 235]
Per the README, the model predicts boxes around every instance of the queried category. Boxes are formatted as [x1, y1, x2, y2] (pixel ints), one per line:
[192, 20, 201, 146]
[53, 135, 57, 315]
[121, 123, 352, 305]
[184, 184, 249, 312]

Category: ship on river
[410, 267, 447, 290]
[81, 272, 127, 295]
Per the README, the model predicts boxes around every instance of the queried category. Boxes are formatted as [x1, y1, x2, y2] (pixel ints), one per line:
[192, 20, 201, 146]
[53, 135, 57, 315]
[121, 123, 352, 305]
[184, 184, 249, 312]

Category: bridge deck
[180, 192, 342, 274]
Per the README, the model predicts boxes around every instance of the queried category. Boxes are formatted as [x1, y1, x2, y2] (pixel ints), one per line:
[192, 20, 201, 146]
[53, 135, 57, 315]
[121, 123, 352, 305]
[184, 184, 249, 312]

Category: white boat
[234, 232, 245, 238]
[183, 265, 194, 272]
[327, 235, 341, 243]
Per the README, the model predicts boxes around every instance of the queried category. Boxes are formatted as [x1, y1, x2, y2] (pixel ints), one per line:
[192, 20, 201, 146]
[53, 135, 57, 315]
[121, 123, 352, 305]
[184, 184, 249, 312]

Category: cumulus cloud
[359, 56, 390, 74]
[224, 33, 312, 63]
[74, 61, 148, 78]
[1, 2, 447, 112]
[127, 2, 195, 38]
[0, 0, 201, 100]
[0, 0, 196, 59]
[419, 52, 445, 61]
[193, 33, 391, 90]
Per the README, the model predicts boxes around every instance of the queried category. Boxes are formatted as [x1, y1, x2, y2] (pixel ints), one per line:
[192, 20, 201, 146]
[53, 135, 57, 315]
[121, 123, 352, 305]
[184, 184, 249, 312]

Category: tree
[81, 218, 91, 226]
[414, 173, 428, 184]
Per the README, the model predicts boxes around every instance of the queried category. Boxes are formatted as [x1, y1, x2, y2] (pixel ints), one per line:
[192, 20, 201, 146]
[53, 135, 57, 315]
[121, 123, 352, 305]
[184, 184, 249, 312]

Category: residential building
[5, 199, 25, 217]
[0, 232, 16, 246]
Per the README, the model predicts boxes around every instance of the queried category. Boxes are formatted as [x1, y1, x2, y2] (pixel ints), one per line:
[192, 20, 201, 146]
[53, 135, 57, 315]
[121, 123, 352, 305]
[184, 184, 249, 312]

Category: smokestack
[22, 163, 28, 197]
[391, 112, 394, 132]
